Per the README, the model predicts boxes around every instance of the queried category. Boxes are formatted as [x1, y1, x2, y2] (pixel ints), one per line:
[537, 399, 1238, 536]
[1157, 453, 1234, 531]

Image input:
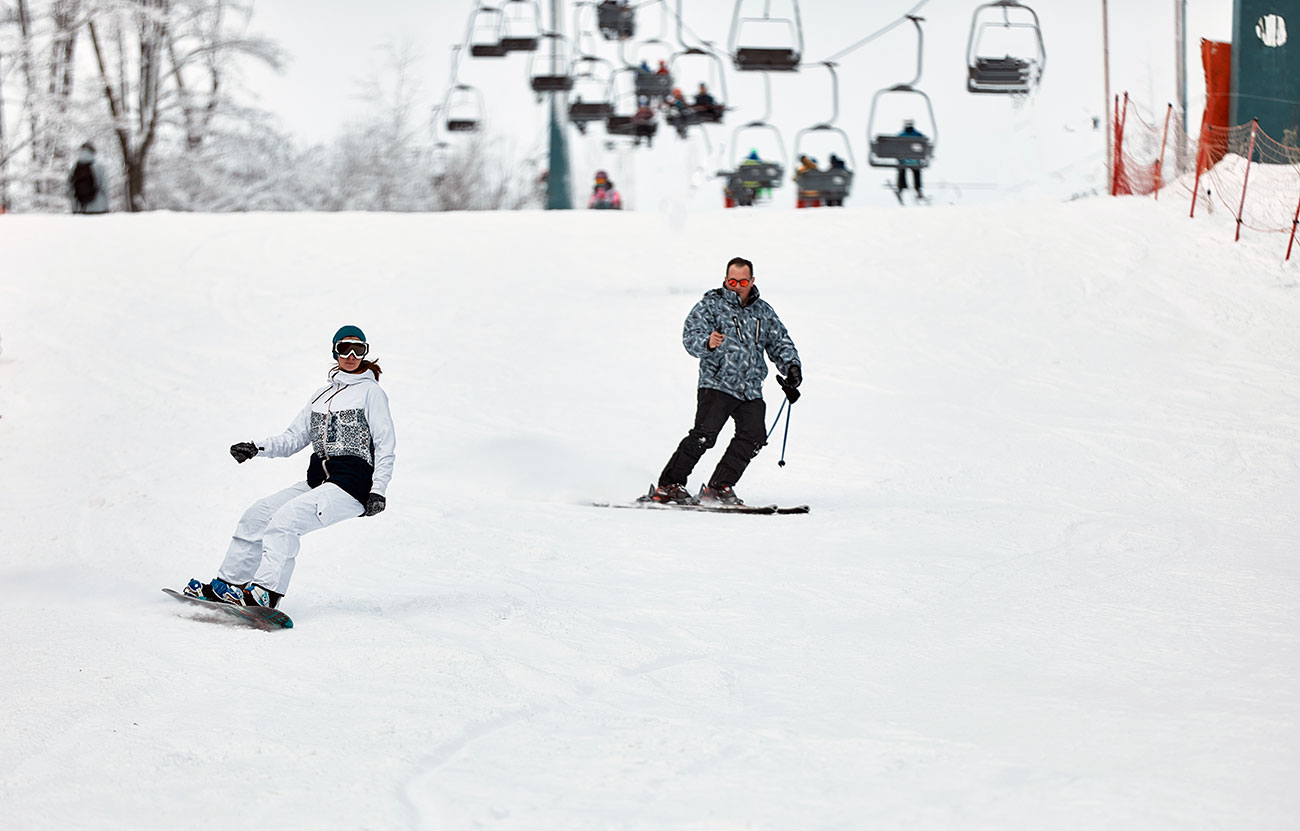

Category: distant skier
[896, 119, 927, 200]
[68, 142, 109, 214]
[590, 185, 622, 209]
[183, 326, 395, 610]
[649, 257, 802, 506]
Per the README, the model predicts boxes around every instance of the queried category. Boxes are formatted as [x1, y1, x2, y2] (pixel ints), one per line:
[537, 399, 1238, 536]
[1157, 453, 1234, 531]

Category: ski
[161, 588, 293, 630]
[592, 500, 810, 515]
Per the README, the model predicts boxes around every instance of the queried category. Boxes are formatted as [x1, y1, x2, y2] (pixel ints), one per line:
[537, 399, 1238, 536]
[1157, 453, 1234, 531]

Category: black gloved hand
[784, 364, 802, 388]
[230, 441, 259, 463]
[777, 364, 802, 404]
[363, 493, 386, 517]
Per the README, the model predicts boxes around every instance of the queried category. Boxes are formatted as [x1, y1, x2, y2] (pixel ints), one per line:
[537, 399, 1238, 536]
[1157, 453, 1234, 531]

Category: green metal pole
[547, 95, 572, 209]
[545, 0, 572, 209]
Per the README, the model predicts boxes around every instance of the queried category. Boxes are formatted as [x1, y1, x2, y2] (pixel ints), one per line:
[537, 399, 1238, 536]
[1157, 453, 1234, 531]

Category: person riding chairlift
[896, 119, 927, 200]
[693, 83, 721, 119]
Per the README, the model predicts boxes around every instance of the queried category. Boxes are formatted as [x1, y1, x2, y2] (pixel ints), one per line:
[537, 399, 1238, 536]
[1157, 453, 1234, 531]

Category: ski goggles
[726, 277, 752, 288]
[334, 340, 369, 358]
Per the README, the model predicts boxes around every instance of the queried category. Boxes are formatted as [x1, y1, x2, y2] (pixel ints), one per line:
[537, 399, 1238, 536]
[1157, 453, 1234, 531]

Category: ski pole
[777, 401, 793, 467]
[765, 396, 788, 442]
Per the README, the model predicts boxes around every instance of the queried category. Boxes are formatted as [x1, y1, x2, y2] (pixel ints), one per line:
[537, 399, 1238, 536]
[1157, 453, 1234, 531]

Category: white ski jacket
[257, 368, 395, 504]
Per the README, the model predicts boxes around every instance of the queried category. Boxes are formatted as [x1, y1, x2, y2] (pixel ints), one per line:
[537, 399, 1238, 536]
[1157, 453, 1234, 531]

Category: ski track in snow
[1, 179, 1299, 829]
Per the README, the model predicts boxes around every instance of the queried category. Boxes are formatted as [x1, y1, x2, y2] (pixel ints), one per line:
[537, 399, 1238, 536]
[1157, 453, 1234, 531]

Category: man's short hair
[726, 256, 754, 277]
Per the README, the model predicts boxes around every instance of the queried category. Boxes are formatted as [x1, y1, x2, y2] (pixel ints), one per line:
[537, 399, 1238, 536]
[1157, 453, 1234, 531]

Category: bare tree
[166, 0, 281, 152]
[86, 0, 168, 210]
[7, 0, 83, 208]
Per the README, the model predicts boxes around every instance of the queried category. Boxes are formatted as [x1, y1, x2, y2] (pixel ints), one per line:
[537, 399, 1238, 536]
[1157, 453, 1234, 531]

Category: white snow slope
[2, 181, 1299, 830]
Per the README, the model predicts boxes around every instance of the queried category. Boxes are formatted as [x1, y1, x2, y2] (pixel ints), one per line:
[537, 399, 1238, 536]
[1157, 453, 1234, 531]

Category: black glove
[784, 364, 802, 388]
[364, 493, 386, 517]
[777, 365, 802, 403]
[230, 441, 259, 463]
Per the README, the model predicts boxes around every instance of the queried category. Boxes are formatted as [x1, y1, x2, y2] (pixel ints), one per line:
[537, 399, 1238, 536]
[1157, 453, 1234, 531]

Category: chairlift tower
[545, 0, 573, 209]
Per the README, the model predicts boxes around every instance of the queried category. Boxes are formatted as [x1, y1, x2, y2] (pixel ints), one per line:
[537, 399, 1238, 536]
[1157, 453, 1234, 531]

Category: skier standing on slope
[650, 257, 802, 506]
[184, 326, 395, 609]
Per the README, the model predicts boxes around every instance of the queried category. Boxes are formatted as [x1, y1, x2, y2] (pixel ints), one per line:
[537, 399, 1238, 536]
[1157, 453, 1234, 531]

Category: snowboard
[161, 587, 294, 630]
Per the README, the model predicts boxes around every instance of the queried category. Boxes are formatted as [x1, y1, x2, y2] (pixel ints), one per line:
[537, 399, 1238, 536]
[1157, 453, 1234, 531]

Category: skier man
[650, 257, 802, 506]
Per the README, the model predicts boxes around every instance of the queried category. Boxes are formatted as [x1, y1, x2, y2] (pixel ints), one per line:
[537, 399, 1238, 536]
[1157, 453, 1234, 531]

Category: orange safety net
[1112, 95, 1195, 197]
[1198, 39, 1232, 171]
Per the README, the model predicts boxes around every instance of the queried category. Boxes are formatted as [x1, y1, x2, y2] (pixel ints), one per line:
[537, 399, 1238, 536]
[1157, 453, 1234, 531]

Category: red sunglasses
[726, 278, 752, 288]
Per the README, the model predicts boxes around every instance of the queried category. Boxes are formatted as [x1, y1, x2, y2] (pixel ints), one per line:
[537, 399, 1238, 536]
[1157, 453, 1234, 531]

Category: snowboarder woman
[184, 326, 395, 609]
[650, 257, 802, 506]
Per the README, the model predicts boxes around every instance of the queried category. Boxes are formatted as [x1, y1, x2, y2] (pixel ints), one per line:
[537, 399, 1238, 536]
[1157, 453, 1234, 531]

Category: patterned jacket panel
[310, 409, 373, 466]
[682, 286, 800, 401]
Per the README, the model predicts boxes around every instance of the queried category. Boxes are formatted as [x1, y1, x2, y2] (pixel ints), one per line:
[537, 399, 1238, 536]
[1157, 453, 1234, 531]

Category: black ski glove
[784, 364, 802, 388]
[777, 365, 802, 403]
[230, 441, 259, 463]
[364, 493, 386, 517]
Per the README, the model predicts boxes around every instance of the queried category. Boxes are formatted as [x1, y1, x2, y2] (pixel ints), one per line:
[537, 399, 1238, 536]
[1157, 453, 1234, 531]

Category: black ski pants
[660, 388, 767, 489]
[897, 166, 922, 195]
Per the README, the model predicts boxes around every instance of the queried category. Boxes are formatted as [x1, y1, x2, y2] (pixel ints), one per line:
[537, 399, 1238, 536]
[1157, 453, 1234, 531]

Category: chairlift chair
[468, 5, 508, 57]
[866, 86, 936, 167]
[791, 63, 854, 206]
[669, 47, 729, 126]
[966, 1, 1045, 94]
[866, 16, 937, 168]
[568, 54, 616, 132]
[444, 84, 486, 132]
[627, 37, 676, 100]
[728, 0, 803, 71]
[431, 140, 453, 184]
[500, 0, 542, 52]
[793, 126, 855, 206]
[596, 0, 635, 40]
[530, 33, 575, 94]
[604, 68, 658, 145]
[730, 120, 786, 190]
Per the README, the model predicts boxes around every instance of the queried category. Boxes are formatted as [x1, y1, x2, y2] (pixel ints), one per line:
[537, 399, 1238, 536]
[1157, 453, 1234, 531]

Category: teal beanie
[331, 325, 366, 358]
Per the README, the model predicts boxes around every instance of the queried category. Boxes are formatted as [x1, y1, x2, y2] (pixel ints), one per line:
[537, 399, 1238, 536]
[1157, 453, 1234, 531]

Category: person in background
[693, 83, 721, 119]
[68, 142, 109, 214]
[896, 119, 927, 200]
[633, 96, 656, 146]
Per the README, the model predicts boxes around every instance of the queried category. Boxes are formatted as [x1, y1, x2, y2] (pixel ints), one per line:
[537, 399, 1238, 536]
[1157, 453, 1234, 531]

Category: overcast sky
[242, 0, 1236, 206]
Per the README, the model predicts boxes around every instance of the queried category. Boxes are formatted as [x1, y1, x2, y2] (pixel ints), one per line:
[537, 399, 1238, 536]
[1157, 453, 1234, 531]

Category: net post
[1286, 189, 1300, 261]
[1234, 119, 1258, 243]
[1154, 103, 1173, 200]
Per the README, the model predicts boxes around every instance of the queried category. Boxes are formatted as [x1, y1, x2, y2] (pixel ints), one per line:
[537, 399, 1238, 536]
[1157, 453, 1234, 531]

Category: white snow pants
[217, 481, 363, 594]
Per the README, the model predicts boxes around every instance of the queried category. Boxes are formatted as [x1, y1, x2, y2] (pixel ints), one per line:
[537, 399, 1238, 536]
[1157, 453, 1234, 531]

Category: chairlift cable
[663, 0, 727, 60]
[819, 0, 931, 65]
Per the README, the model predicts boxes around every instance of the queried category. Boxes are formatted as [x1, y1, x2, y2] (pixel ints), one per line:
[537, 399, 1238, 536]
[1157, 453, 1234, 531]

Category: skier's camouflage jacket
[682, 284, 800, 401]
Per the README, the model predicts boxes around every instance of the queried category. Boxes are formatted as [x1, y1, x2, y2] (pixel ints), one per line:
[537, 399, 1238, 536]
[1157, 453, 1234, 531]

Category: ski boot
[644, 482, 699, 506]
[698, 484, 744, 506]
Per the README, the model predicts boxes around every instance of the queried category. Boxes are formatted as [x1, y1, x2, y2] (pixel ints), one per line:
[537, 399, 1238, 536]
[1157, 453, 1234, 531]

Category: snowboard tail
[162, 588, 293, 630]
